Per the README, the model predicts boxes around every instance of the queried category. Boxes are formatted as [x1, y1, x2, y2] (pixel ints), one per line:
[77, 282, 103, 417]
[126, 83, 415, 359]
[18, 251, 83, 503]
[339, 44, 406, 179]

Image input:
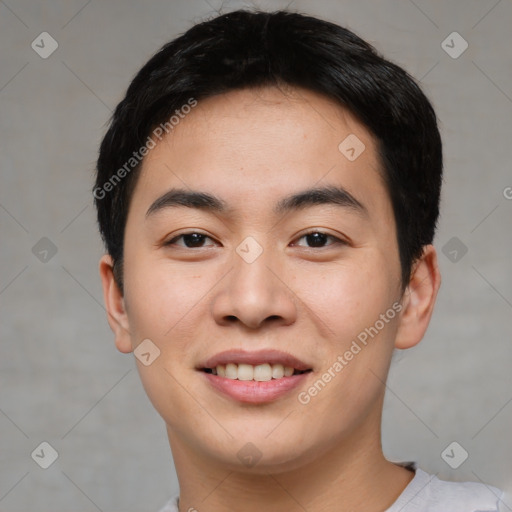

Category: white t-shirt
[157, 468, 504, 512]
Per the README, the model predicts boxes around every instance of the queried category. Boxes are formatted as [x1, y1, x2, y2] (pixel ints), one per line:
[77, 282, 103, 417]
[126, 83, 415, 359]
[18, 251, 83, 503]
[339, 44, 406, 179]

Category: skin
[100, 86, 441, 512]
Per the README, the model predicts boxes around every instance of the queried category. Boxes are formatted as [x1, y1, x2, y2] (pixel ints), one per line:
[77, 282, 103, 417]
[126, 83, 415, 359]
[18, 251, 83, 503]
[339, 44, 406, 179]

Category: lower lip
[201, 371, 311, 403]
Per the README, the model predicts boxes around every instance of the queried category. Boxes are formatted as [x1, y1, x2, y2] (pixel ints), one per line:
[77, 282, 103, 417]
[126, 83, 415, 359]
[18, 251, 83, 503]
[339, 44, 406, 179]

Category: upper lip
[200, 349, 312, 372]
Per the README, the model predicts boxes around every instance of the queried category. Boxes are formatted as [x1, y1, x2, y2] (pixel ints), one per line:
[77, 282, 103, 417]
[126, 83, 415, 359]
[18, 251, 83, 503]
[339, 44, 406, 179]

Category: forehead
[132, 86, 391, 224]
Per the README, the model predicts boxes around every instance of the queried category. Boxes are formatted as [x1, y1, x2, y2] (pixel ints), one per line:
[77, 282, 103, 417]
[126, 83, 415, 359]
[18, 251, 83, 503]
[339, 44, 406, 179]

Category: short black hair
[94, 9, 443, 293]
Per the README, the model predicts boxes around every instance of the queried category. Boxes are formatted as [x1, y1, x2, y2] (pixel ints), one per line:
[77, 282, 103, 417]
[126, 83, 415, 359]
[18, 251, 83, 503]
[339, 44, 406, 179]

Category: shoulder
[156, 494, 180, 512]
[158, 471, 505, 512]
[388, 468, 504, 512]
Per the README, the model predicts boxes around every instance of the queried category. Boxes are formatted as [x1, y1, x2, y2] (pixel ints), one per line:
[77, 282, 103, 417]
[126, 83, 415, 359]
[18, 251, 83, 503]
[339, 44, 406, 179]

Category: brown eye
[166, 232, 215, 248]
[304, 232, 329, 247]
[294, 231, 343, 248]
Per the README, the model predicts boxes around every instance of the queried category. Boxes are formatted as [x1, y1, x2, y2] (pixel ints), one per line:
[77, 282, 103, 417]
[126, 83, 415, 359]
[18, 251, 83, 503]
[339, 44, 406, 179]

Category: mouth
[197, 350, 313, 403]
[201, 363, 311, 381]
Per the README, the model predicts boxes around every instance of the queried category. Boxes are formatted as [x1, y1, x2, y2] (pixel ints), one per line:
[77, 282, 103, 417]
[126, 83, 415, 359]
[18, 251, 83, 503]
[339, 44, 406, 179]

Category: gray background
[1, 0, 511, 510]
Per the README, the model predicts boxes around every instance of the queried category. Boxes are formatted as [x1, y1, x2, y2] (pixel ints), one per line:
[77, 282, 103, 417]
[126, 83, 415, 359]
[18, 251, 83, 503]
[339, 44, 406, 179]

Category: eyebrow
[146, 189, 227, 218]
[274, 185, 367, 217]
[145, 185, 367, 219]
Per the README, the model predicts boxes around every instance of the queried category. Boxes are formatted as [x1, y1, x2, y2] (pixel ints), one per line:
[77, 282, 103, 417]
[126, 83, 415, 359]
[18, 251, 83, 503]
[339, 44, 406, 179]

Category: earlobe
[98, 254, 133, 354]
[394, 245, 441, 350]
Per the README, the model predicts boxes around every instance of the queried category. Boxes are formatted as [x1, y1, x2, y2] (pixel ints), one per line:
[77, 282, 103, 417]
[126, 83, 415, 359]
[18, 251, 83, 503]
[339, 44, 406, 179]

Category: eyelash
[164, 230, 347, 249]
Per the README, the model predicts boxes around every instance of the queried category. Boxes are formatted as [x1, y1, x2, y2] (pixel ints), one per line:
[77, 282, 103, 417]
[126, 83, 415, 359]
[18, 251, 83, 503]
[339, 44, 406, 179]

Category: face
[101, 86, 434, 473]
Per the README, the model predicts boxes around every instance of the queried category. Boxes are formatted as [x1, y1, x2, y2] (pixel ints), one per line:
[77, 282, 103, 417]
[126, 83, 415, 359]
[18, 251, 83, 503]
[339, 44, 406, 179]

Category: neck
[167, 405, 414, 512]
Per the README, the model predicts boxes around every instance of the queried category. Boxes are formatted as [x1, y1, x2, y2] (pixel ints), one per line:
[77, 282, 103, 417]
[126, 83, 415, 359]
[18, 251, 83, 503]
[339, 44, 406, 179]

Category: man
[94, 9, 503, 512]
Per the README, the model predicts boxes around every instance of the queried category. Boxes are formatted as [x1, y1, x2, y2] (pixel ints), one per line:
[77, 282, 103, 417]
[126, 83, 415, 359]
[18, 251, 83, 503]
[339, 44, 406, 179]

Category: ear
[395, 245, 441, 350]
[99, 254, 133, 354]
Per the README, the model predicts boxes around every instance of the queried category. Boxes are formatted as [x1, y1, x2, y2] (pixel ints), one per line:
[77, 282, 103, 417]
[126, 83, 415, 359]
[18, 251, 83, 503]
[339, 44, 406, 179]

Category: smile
[197, 350, 313, 403]
[202, 363, 311, 382]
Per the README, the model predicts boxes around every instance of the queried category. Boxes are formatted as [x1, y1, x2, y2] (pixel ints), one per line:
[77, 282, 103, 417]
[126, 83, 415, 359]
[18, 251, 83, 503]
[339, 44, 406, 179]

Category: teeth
[212, 363, 299, 381]
[253, 363, 271, 381]
[225, 363, 238, 379]
[237, 364, 253, 381]
[272, 364, 284, 379]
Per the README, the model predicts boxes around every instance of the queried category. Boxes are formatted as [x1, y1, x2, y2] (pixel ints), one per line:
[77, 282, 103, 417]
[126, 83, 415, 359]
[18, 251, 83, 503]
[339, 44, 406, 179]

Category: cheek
[122, 255, 224, 355]
[121, 258, 217, 424]
[290, 261, 400, 428]
[289, 254, 398, 346]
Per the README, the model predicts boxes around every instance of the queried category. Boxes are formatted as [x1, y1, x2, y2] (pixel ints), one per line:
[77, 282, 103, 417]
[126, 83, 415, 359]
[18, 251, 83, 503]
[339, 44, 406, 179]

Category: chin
[200, 427, 323, 474]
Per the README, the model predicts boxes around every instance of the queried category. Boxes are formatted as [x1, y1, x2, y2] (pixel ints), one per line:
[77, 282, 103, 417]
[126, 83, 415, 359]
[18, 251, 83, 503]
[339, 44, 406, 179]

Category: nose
[210, 246, 297, 330]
